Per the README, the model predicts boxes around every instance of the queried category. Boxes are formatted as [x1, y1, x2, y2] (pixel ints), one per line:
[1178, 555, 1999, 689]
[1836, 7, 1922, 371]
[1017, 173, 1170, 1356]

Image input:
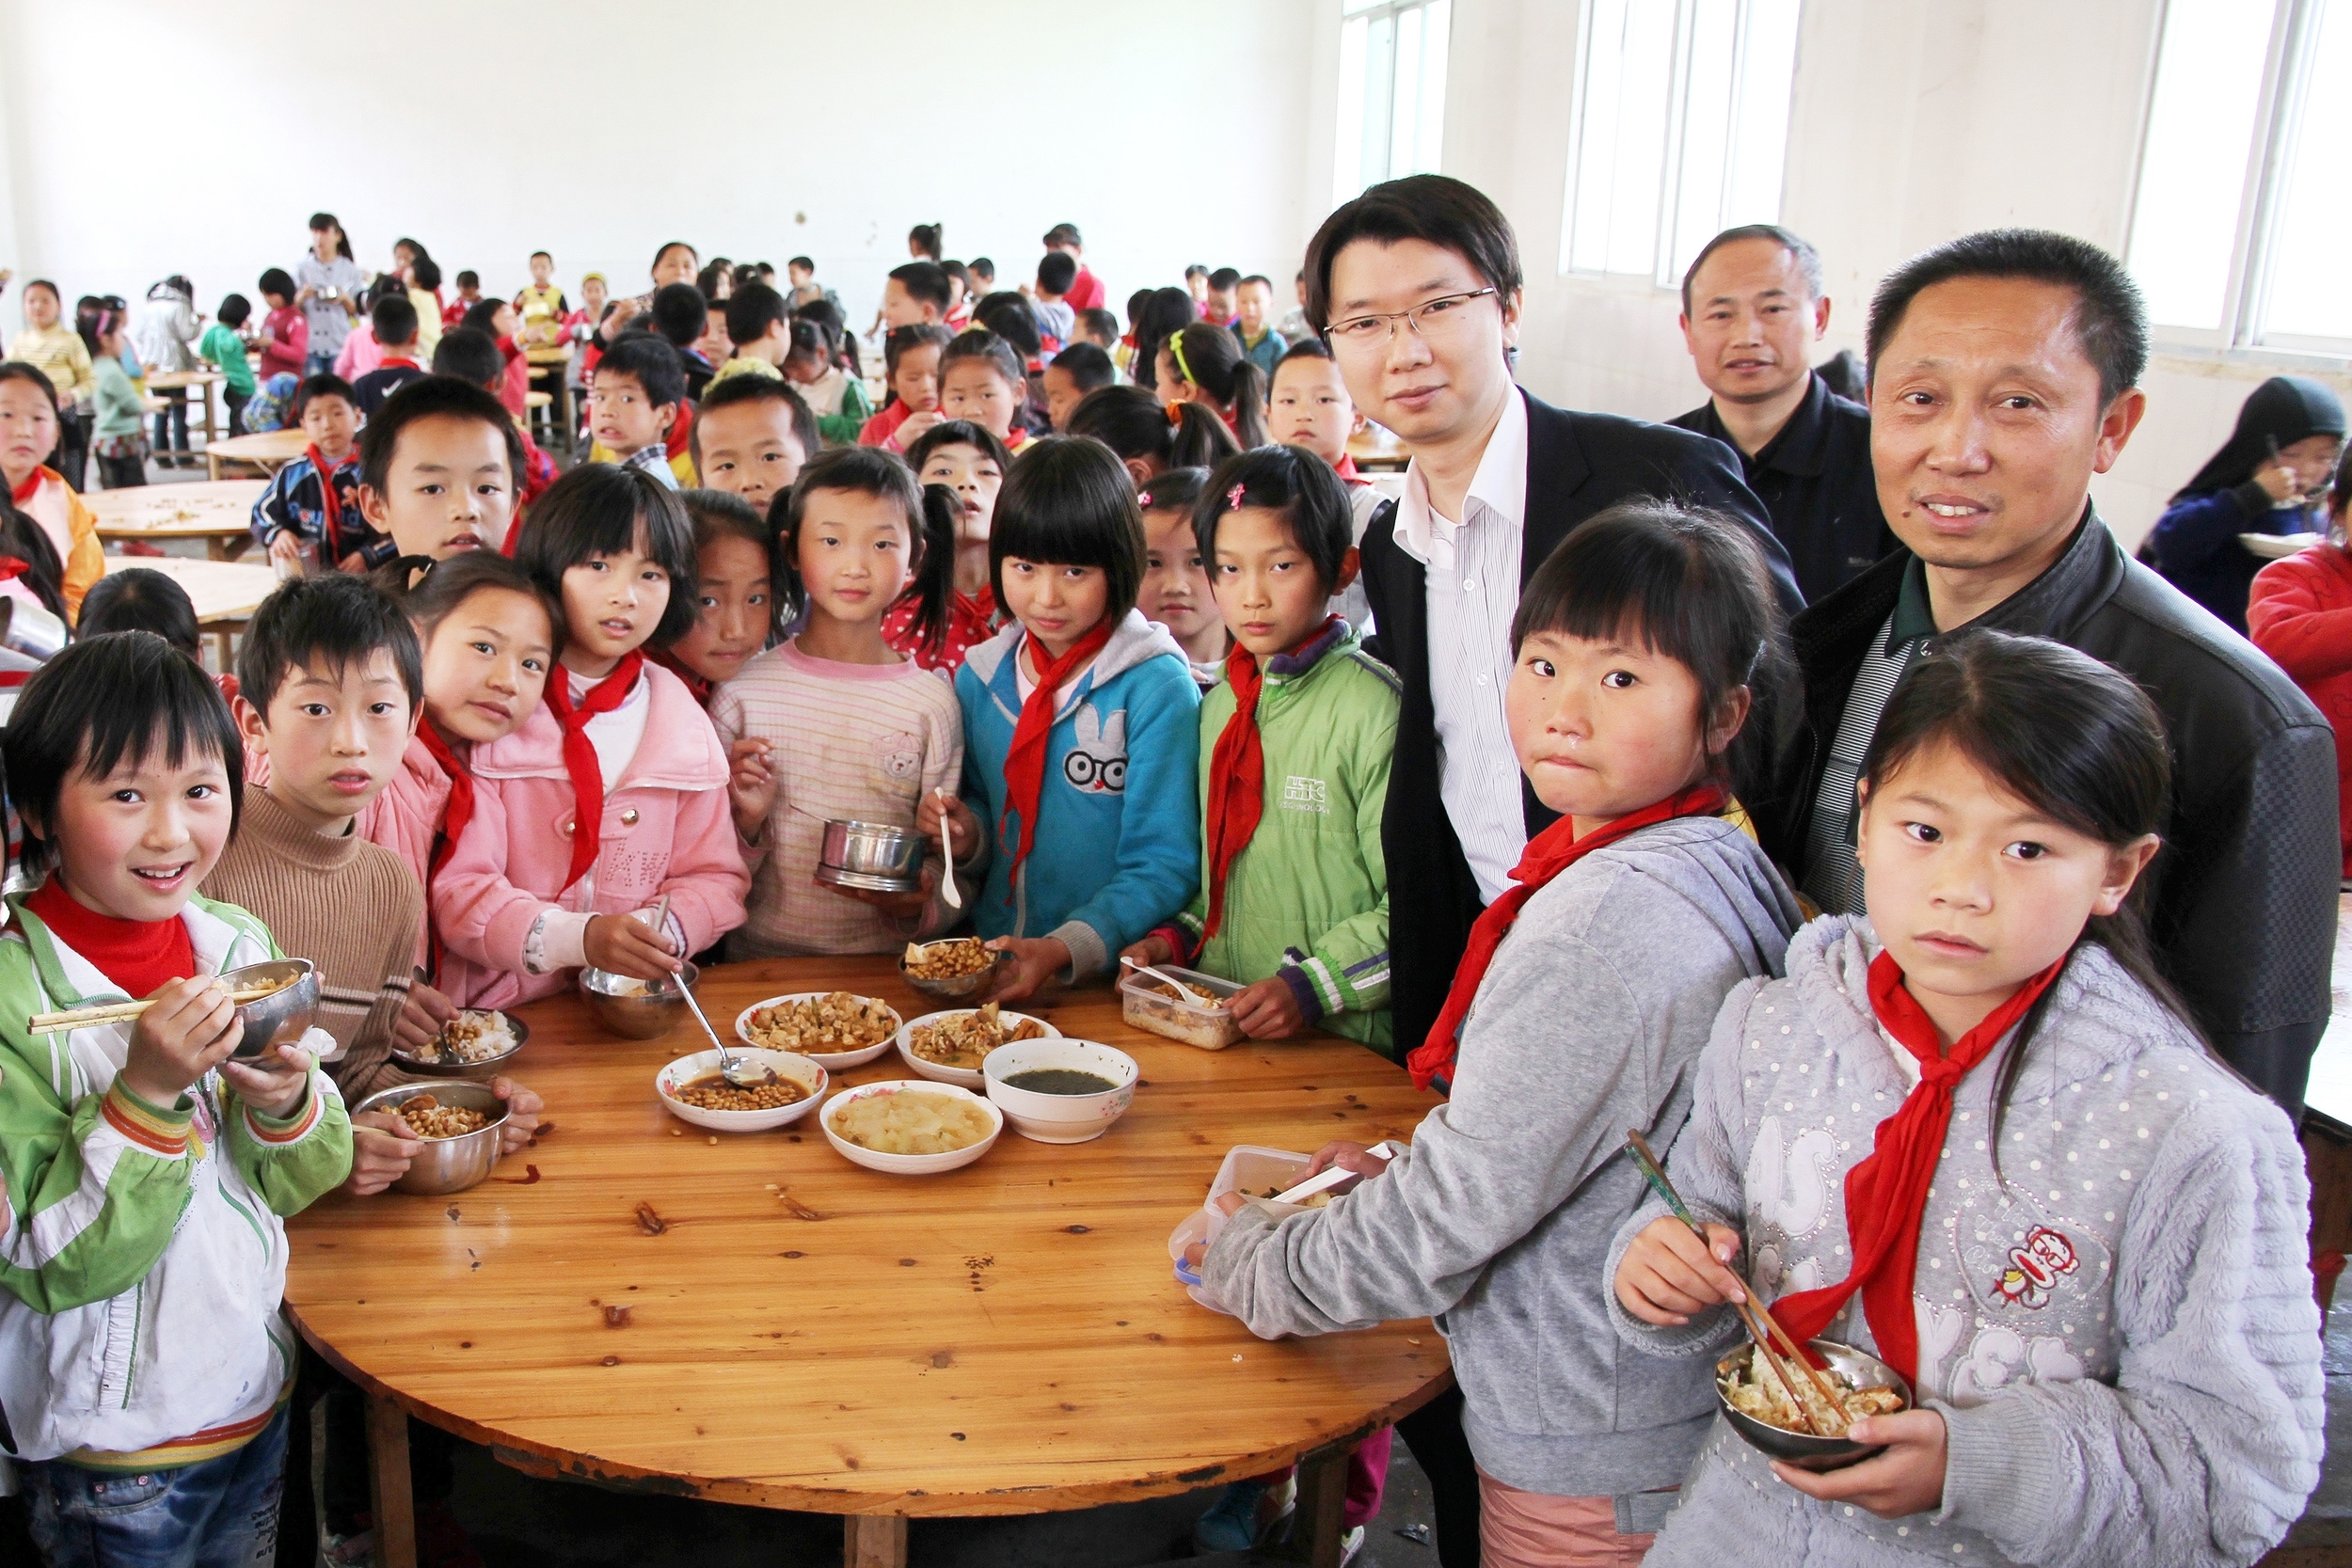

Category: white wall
[0, 0, 1335, 338]
[1441, 0, 2352, 551]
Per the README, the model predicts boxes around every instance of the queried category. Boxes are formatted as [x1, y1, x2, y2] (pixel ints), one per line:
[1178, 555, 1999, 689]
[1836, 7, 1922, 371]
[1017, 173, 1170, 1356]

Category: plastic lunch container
[1168, 1145, 1317, 1299]
[1119, 964, 1246, 1049]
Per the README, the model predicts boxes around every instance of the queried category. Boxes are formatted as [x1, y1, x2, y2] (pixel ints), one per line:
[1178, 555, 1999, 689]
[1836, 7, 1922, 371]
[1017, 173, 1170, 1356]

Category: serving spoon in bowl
[649, 895, 775, 1089]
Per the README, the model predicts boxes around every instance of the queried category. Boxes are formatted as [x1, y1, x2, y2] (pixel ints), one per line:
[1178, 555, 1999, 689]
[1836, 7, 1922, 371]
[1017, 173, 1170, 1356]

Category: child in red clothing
[858, 325, 950, 454]
[2248, 445, 2352, 875]
[881, 420, 1009, 671]
[936, 329, 1034, 455]
[255, 268, 309, 381]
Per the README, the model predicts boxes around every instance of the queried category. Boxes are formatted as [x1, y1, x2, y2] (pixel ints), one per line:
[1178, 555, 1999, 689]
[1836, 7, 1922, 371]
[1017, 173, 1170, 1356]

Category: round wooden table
[84, 479, 265, 560]
[204, 428, 308, 480]
[285, 957, 1449, 1568]
[1345, 422, 1410, 472]
[146, 368, 226, 458]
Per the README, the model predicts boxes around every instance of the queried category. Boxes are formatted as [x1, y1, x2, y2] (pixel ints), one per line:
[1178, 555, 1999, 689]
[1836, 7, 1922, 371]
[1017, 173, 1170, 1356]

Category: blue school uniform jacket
[956, 610, 1201, 977]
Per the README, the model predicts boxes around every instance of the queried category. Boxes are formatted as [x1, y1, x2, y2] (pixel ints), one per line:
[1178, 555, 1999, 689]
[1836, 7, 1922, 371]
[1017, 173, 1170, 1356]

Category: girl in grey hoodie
[1200, 503, 1804, 1564]
[1612, 628, 2323, 1567]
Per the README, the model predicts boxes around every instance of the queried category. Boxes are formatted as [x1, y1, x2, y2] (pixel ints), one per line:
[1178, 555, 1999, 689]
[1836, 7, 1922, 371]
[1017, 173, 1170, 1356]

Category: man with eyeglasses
[1293, 173, 1799, 1566]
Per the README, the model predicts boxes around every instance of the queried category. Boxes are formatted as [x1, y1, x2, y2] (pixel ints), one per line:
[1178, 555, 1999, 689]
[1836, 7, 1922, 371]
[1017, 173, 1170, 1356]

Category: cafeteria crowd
[0, 171, 2344, 1568]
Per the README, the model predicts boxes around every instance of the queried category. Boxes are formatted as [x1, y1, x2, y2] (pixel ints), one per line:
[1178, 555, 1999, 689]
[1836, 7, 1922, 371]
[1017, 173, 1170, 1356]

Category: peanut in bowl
[655, 1049, 828, 1133]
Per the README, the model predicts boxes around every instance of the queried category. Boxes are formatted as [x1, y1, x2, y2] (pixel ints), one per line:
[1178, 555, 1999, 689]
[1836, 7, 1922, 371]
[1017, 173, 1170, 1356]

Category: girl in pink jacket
[434, 467, 750, 1008]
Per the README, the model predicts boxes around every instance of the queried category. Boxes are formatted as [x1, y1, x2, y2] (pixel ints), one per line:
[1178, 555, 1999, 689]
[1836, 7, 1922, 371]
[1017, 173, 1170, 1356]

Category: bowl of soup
[981, 1037, 1138, 1144]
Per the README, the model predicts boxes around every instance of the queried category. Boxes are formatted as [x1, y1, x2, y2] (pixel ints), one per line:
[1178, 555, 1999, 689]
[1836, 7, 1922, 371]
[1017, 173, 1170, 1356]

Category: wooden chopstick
[1623, 1129, 1852, 1438]
[29, 983, 285, 1036]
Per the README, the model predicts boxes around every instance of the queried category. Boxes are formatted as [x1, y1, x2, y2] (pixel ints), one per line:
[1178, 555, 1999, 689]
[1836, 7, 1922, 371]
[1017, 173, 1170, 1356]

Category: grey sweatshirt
[1200, 816, 1803, 1497]
[1609, 916, 2323, 1567]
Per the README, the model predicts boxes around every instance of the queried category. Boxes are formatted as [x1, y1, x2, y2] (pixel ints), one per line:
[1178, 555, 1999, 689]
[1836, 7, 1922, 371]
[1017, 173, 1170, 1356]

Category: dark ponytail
[2, 498, 72, 622]
[1227, 359, 1268, 450]
[1164, 325, 1268, 448]
[900, 484, 963, 658]
[371, 549, 565, 650]
[1066, 385, 1241, 476]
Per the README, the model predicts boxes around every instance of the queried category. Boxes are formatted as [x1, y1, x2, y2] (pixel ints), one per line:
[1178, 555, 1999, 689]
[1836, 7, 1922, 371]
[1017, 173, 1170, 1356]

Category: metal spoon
[935, 789, 961, 911]
[1119, 955, 1215, 1007]
[646, 895, 774, 1089]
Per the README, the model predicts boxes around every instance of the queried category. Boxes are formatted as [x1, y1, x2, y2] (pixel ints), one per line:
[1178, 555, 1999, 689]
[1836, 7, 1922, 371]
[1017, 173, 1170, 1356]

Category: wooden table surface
[85, 480, 264, 560]
[101, 552, 277, 621]
[284, 958, 1448, 1557]
[205, 428, 308, 479]
[1345, 423, 1410, 471]
[144, 368, 225, 390]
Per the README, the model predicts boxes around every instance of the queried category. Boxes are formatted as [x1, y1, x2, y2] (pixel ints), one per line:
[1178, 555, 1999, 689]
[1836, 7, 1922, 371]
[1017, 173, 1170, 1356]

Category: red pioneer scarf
[0, 557, 27, 583]
[306, 446, 346, 561]
[9, 467, 46, 506]
[545, 652, 644, 891]
[1406, 784, 1727, 1092]
[26, 877, 196, 1002]
[416, 724, 474, 974]
[1770, 948, 2067, 1382]
[1200, 616, 1342, 940]
[998, 620, 1115, 900]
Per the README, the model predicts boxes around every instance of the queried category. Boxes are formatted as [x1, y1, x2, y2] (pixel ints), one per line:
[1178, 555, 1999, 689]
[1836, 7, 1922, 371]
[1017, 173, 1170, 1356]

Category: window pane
[1334, 15, 1369, 202]
[2127, 0, 2274, 330]
[1668, 0, 1741, 285]
[1724, 0, 1800, 226]
[1566, 0, 1678, 276]
[2261, 0, 2352, 342]
[1362, 14, 1397, 187]
[1415, 0, 1452, 175]
[1391, 6, 1424, 181]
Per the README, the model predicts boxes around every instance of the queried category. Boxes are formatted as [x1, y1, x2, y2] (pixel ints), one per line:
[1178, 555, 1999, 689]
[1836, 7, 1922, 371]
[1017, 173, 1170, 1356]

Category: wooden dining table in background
[145, 367, 226, 456]
[203, 427, 309, 480]
[1345, 422, 1410, 472]
[285, 957, 1450, 1568]
[98, 552, 277, 668]
[84, 479, 264, 561]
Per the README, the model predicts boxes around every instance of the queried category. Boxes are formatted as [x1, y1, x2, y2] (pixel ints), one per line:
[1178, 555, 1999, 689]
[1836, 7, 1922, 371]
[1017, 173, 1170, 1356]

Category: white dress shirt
[1391, 388, 1531, 902]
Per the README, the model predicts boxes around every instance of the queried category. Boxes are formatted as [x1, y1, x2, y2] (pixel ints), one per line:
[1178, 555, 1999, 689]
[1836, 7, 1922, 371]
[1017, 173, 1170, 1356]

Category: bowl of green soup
[981, 1037, 1138, 1144]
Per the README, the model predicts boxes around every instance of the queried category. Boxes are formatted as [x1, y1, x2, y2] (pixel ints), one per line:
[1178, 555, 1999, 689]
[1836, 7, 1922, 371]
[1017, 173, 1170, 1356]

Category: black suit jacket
[1359, 389, 1804, 1053]
[1753, 511, 2337, 1117]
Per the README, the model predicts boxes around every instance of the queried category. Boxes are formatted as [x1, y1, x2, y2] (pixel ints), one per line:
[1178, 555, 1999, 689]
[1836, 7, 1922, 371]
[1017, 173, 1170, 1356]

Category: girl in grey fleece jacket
[1611, 629, 2323, 1567]
[1200, 502, 1805, 1544]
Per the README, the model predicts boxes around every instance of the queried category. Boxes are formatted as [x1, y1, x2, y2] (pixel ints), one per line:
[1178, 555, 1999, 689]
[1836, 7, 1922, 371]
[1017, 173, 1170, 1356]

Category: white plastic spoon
[1119, 954, 1214, 1007]
[1268, 1141, 1403, 1206]
[935, 789, 961, 910]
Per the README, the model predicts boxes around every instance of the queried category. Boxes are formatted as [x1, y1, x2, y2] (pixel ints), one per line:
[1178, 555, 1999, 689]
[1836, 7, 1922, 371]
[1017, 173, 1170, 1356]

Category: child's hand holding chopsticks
[115, 975, 243, 1110]
[1614, 1214, 1750, 1325]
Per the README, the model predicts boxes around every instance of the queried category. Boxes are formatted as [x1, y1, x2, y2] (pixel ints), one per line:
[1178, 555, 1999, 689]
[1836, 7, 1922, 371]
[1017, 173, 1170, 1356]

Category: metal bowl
[389, 1013, 530, 1079]
[352, 1080, 508, 1196]
[0, 596, 68, 661]
[579, 962, 698, 1040]
[815, 818, 925, 894]
[221, 958, 319, 1061]
[898, 942, 1011, 1003]
[1715, 1338, 1913, 1472]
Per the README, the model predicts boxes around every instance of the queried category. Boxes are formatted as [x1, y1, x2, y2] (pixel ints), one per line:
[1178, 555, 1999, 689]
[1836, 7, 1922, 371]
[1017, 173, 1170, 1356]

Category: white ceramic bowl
[733, 992, 900, 1069]
[655, 1048, 828, 1132]
[820, 1080, 1003, 1174]
[893, 1008, 1063, 1088]
[981, 1037, 1138, 1144]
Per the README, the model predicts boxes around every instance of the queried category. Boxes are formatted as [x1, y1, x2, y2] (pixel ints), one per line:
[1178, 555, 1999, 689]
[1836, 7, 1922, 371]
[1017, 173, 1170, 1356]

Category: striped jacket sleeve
[223, 1064, 351, 1219]
[0, 1030, 199, 1315]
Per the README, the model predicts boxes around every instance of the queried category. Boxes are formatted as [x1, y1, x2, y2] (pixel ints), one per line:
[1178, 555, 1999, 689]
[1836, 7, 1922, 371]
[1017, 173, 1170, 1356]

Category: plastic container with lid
[1119, 963, 1245, 1049]
[1168, 1145, 1321, 1307]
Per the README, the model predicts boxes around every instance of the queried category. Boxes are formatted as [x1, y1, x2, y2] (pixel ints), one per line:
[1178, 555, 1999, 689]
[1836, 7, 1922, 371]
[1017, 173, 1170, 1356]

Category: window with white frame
[1333, 0, 1453, 206]
[2128, 0, 2352, 353]
[1557, 0, 1804, 288]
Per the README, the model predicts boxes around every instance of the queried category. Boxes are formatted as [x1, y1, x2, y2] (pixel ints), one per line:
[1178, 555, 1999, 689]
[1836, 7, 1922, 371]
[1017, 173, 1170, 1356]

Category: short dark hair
[649, 282, 707, 349]
[292, 373, 358, 422]
[1274, 336, 1335, 368]
[887, 261, 952, 313]
[1076, 308, 1120, 346]
[75, 568, 199, 657]
[409, 256, 442, 293]
[371, 292, 420, 346]
[1512, 499, 1789, 804]
[1185, 265, 1209, 283]
[216, 293, 252, 329]
[1305, 173, 1523, 332]
[595, 333, 687, 411]
[777, 445, 922, 623]
[236, 572, 424, 717]
[515, 464, 700, 645]
[1136, 466, 1209, 518]
[1238, 274, 1273, 292]
[942, 261, 973, 297]
[258, 267, 295, 302]
[680, 486, 769, 553]
[431, 326, 506, 390]
[1046, 341, 1115, 394]
[1038, 252, 1077, 294]
[454, 269, 480, 291]
[939, 329, 1025, 396]
[1042, 224, 1083, 249]
[969, 258, 995, 282]
[1208, 267, 1242, 293]
[972, 293, 1042, 359]
[358, 375, 526, 495]
[652, 240, 698, 274]
[1867, 228, 2149, 404]
[530, 250, 552, 262]
[725, 282, 789, 346]
[384, 548, 564, 654]
[882, 324, 953, 391]
[1680, 224, 1825, 316]
[905, 419, 1013, 481]
[787, 256, 816, 275]
[990, 436, 1146, 620]
[692, 372, 818, 470]
[1195, 446, 1354, 593]
[1126, 289, 1154, 326]
[6, 632, 244, 879]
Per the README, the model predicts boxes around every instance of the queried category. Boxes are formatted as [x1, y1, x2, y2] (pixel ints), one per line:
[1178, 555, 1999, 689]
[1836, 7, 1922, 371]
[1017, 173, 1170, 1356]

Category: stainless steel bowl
[352, 1080, 508, 1196]
[898, 943, 1011, 1003]
[579, 962, 699, 1040]
[1715, 1338, 1912, 1472]
[816, 818, 925, 894]
[221, 958, 319, 1060]
[0, 596, 69, 661]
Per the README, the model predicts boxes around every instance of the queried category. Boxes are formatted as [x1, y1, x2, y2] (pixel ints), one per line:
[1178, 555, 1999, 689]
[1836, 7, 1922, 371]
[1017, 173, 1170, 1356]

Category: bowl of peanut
[352, 1082, 510, 1196]
[655, 1048, 827, 1132]
[898, 938, 1010, 1003]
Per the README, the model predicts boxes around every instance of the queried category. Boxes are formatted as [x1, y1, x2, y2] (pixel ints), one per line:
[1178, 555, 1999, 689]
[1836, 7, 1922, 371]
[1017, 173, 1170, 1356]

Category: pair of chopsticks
[1623, 1129, 1851, 1439]
[29, 982, 278, 1037]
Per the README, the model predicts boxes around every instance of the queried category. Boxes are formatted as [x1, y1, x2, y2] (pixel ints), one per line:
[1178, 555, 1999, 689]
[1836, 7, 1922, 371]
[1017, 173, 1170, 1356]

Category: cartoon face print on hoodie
[1063, 702, 1127, 794]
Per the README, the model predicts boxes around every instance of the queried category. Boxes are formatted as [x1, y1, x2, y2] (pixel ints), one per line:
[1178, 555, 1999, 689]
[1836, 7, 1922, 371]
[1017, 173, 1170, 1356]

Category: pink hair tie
[1226, 483, 1248, 511]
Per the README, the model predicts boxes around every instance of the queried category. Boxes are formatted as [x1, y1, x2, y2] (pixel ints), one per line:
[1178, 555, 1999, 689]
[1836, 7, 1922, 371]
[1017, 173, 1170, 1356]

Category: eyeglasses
[1323, 289, 1500, 352]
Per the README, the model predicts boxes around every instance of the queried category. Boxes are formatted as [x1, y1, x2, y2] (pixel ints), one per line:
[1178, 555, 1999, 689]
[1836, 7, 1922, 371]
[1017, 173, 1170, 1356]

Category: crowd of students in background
[0, 175, 2344, 1568]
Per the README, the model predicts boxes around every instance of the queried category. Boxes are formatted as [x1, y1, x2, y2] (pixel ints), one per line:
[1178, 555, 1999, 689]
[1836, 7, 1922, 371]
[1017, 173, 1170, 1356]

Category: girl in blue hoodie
[921, 436, 1201, 1001]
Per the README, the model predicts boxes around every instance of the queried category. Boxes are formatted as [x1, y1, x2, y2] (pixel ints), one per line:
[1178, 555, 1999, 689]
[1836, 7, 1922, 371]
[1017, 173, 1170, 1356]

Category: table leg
[218, 532, 253, 562]
[843, 1513, 907, 1568]
[555, 379, 574, 455]
[1293, 1442, 1351, 1568]
[365, 1393, 418, 1568]
[206, 451, 222, 482]
[198, 383, 217, 453]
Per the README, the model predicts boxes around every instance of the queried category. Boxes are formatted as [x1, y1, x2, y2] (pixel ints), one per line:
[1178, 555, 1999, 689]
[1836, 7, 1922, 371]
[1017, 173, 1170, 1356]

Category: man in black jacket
[1756, 228, 2336, 1117]
[1667, 224, 1894, 601]
[1302, 172, 1798, 1568]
